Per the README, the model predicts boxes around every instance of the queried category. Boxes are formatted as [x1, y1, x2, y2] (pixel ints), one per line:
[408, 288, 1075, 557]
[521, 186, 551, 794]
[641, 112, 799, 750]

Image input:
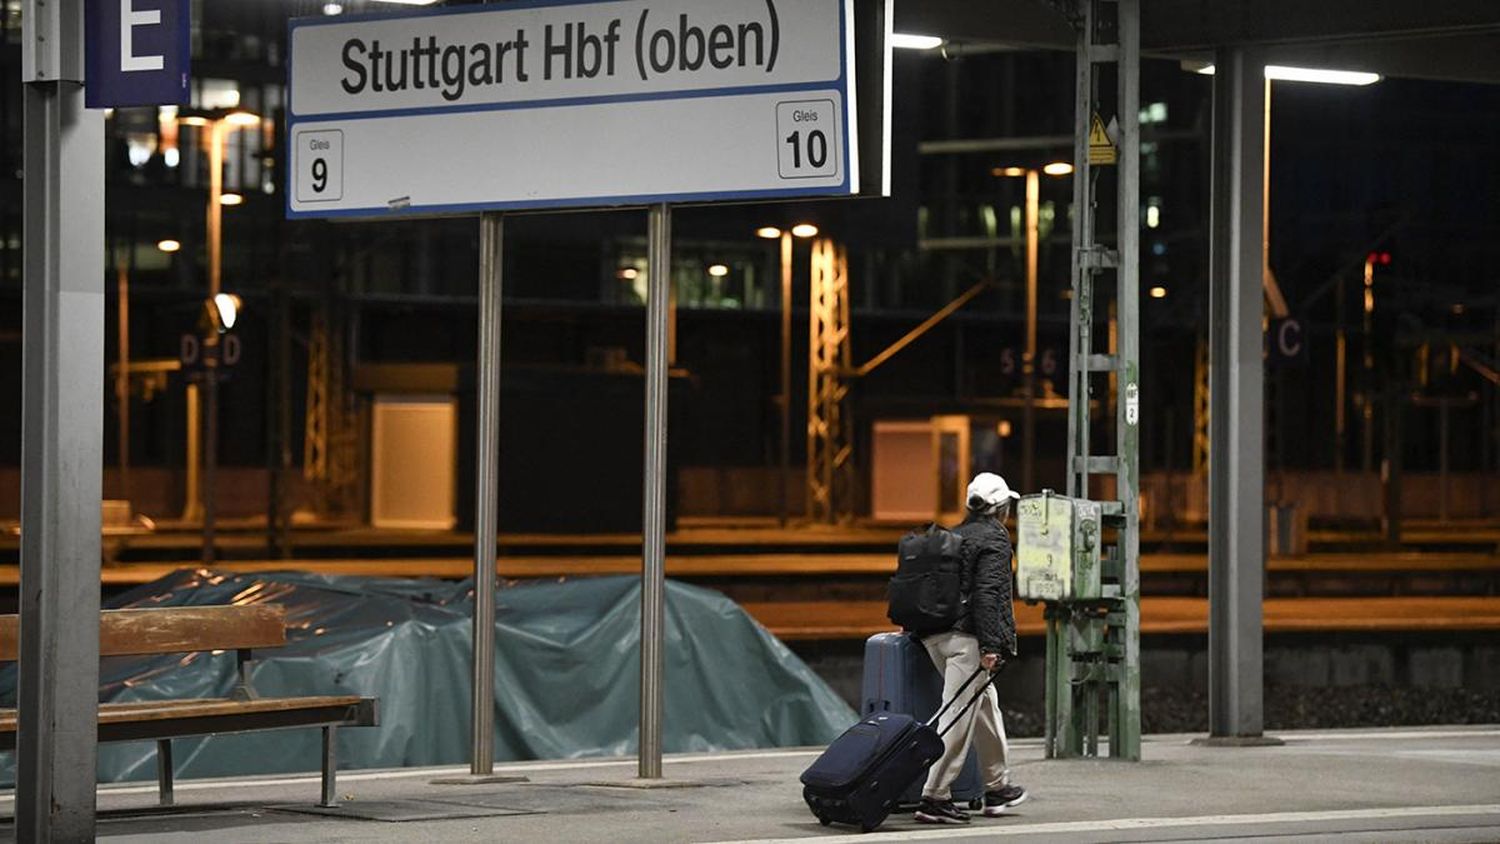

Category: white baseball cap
[967, 472, 1020, 509]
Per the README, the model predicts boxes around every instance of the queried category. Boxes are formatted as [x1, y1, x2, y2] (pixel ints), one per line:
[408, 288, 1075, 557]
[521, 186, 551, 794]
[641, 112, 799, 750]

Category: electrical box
[1016, 491, 1102, 602]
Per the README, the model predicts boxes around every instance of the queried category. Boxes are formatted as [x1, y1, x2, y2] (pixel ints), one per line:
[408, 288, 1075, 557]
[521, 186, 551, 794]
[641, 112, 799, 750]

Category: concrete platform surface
[3, 726, 1500, 842]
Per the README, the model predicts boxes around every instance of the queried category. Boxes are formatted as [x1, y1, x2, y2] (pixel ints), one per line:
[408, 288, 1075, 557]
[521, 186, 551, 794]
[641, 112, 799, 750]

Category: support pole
[471, 211, 503, 774]
[640, 203, 671, 779]
[1114, 0, 1142, 760]
[202, 120, 225, 564]
[116, 262, 131, 508]
[779, 231, 792, 527]
[17, 33, 105, 841]
[1022, 169, 1039, 494]
[1207, 46, 1270, 742]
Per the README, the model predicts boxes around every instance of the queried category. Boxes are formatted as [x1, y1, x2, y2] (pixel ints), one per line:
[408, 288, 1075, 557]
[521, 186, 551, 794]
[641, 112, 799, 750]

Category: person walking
[914, 472, 1028, 824]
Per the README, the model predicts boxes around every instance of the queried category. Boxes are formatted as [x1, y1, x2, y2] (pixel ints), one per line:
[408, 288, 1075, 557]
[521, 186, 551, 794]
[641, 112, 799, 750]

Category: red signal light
[1379, 252, 1392, 265]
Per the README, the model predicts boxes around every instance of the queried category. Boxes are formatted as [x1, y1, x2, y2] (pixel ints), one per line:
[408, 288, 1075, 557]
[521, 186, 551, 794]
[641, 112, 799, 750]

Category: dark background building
[0, 1, 1495, 532]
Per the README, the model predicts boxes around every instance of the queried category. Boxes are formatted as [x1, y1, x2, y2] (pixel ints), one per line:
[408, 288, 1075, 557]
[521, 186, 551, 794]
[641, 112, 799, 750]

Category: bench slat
[0, 605, 287, 662]
[0, 696, 369, 732]
[0, 696, 379, 751]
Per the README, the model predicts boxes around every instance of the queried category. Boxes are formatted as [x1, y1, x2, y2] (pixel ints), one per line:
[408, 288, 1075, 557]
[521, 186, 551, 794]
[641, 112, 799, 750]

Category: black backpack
[886, 524, 966, 633]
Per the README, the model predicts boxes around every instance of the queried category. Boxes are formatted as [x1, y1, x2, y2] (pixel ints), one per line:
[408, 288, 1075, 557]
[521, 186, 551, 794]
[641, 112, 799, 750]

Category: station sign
[84, 0, 191, 108]
[286, 0, 875, 219]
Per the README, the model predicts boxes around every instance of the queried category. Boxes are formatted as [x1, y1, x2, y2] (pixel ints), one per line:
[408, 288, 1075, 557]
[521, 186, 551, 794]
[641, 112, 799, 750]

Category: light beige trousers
[920, 631, 1010, 801]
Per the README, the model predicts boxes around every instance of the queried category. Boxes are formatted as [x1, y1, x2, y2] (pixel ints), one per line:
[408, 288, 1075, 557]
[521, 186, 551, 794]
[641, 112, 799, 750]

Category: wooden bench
[0, 605, 378, 807]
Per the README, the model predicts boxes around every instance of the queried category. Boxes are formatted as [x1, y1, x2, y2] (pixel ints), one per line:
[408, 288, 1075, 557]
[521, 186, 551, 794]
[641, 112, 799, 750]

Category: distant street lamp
[993, 163, 1072, 493]
[758, 222, 819, 525]
[178, 108, 260, 563]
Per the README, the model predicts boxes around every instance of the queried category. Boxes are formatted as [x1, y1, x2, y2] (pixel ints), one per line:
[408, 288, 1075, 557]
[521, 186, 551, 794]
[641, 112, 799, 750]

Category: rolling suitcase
[800, 667, 998, 833]
[860, 631, 985, 808]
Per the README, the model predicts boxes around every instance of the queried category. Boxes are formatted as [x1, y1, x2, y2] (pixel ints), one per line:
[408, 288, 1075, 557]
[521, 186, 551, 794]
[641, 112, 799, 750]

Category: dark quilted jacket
[951, 514, 1018, 656]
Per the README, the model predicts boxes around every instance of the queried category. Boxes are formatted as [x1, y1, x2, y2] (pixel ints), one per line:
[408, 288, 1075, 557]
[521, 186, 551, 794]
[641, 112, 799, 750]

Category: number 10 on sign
[777, 100, 839, 180]
[295, 130, 344, 203]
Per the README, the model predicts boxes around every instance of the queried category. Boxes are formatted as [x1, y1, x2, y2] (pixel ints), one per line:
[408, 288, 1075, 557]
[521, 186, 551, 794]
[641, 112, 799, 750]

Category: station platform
[5, 726, 1498, 842]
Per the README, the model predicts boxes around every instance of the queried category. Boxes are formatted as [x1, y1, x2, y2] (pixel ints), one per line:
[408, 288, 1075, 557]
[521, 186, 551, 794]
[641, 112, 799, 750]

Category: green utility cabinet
[1016, 491, 1102, 602]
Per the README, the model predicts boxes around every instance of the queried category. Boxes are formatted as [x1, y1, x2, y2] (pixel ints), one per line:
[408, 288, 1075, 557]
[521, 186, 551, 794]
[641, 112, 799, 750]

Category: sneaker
[982, 784, 1028, 816]
[914, 798, 971, 824]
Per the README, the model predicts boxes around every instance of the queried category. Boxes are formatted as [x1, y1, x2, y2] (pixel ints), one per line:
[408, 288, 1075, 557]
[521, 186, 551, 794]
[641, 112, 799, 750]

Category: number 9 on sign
[295, 129, 343, 203]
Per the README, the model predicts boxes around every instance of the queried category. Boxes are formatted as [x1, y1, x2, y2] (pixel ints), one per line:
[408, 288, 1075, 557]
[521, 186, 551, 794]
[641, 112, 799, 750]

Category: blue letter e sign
[85, 0, 191, 108]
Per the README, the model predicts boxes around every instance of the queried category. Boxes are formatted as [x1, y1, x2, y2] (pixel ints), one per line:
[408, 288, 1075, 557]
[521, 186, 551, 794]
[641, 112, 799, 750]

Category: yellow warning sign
[1088, 113, 1116, 165]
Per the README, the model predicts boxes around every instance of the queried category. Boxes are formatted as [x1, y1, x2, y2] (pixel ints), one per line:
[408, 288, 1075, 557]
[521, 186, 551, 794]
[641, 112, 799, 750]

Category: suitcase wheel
[968, 798, 983, 810]
[818, 816, 832, 827]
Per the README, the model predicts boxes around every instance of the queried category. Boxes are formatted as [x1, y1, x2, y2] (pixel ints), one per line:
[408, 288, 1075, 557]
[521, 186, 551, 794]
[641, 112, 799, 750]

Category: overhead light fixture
[756, 226, 783, 240]
[791, 223, 820, 239]
[178, 115, 209, 127]
[219, 193, 244, 206]
[1150, 286, 1168, 299]
[1043, 162, 1075, 176]
[157, 239, 181, 253]
[708, 264, 729, 278]
[993, 166, 1026, 178]
[1194, 63, 1380, 86]
[617, 268, 639, 280]
[369, 0, 439, 4]
[225, 111, 261, 127]
[322, 2, 343, 13]
[891, 33, 943, 51]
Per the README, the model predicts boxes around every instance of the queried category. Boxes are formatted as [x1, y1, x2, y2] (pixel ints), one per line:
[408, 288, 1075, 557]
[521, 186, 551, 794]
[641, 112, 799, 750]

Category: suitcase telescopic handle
[927, 663, 1005, 739]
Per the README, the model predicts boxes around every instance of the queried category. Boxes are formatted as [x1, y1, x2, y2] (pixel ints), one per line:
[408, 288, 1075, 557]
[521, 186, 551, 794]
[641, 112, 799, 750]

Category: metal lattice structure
[1047, 0, 1142, 761]
[303, 307, 357, 515]
[1193, 337, 1211, 475]
[807, 239, 854, 524]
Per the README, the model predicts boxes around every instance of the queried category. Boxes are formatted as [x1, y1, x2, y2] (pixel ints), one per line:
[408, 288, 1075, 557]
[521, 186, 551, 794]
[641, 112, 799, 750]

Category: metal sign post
[18, 0, 105, 838]
[472, 211, 503, 775]
[640, 203, 671, 779]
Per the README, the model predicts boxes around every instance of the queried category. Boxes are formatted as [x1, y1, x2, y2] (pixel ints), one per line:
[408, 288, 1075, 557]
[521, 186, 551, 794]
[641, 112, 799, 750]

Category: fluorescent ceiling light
[708, 264, 729, 278]
[756, 227, 783, 239]
[892, 33, 943, 51]
[1195, 64, 1380, 86]
[1042, 162, 1074, 176]
[157, 239, 181, 253]
[791, 223, 820, 239]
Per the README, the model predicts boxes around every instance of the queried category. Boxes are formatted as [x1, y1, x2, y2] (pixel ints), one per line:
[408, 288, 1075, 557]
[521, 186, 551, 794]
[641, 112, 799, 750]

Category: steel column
[17, 75, 105, 841]
[1207, 46, 1268, 740]
[779, 231, 792, 526]
[470, 211, 503, 774]
[640, 203, 671, 779]
[1022, 169, 1039, 494]
[1114, 0, 1143, 761]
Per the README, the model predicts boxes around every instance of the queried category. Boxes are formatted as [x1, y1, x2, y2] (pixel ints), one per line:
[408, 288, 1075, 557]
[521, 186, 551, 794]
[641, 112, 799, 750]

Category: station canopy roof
[895, 0, 1500, 84]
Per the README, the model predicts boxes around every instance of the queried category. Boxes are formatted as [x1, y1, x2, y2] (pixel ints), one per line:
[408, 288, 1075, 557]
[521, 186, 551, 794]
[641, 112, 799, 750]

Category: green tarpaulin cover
[1, 570, 854, 784]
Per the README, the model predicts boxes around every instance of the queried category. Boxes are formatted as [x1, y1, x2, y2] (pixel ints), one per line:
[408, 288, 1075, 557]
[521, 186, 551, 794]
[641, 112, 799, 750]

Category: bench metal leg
[319, 726, 338, 808]
[156, 739, 174, 806]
